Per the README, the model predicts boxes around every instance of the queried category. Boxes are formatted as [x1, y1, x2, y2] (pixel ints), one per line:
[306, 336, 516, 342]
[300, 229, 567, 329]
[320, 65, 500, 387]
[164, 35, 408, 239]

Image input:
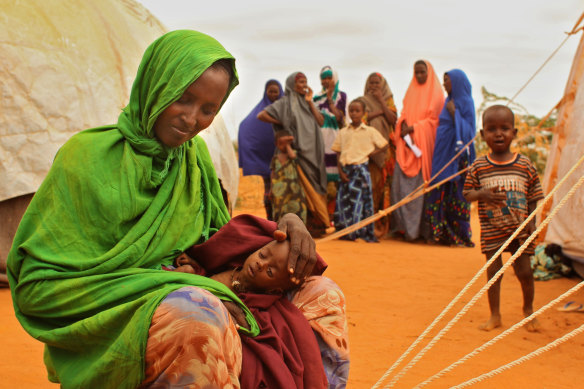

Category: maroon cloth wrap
[185, 214, 328, 389]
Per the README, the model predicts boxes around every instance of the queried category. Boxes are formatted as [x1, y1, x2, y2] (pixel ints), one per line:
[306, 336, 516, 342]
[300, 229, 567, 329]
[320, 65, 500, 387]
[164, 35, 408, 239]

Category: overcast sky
[138, 0, 582, 140]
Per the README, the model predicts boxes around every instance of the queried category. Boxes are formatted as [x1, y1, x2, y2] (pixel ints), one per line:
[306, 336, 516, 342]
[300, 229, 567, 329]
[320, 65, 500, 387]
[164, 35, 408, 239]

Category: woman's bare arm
[257, 110, 282, 125]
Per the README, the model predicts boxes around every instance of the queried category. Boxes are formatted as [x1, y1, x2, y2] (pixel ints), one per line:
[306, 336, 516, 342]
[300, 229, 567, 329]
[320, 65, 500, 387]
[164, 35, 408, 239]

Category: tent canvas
[542, 14, 584, 264]
[0, 0, 239, 283]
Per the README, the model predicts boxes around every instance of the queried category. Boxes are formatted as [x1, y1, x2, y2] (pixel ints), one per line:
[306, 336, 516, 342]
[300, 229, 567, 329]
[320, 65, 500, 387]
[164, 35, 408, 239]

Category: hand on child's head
[274, 229, 287, 241]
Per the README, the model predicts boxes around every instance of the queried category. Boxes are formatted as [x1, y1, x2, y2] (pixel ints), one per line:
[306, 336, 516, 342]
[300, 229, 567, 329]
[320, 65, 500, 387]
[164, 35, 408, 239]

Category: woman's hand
[304, 86, 314, 102]
[222, 301, 250, 330]
[386, 109, 397, 126]
[372, 89, 384, 102]
[446, 99, 456, 118]
[276, 213, 317, 284]
[400, 121, 414, 138]
[257, 110, 282, 126]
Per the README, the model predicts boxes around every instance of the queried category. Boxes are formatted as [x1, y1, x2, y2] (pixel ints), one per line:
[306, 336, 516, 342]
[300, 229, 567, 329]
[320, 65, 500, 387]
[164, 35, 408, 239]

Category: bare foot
[479, 316, 502, 331]
[524, 317, 541, 332]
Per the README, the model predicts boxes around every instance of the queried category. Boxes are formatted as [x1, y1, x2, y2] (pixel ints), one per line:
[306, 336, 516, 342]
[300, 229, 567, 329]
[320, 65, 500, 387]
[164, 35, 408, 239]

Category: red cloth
[186, 214, 328, 389]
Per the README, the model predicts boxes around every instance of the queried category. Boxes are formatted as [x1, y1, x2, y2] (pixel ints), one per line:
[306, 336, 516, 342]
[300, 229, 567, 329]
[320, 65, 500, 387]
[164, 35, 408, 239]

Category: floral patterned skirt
[424, 168, 474, 247]
[141, 276, 350, 388]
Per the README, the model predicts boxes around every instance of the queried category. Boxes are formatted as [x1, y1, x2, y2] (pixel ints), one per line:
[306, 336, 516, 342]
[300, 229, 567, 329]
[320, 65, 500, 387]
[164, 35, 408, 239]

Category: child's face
[240, 240, 293, 293]
[443, 73, 452, 94]
[481, 108, 517, 154]
[414, 63, 428, 85]
[153, 67, 230, 148]
[294, 76, 308, 95]
[266, 84, 281, 103]
[348, 102, 365, 124]
[275, 135, 293, 153]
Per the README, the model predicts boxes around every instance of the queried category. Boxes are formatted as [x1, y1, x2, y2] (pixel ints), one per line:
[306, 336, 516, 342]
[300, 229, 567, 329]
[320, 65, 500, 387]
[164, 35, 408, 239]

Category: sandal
[557, 301, 584, 312]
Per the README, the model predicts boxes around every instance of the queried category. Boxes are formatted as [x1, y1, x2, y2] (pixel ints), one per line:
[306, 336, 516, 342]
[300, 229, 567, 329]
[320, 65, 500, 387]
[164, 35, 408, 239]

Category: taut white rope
[414, 280, 584, 388]
[451, 323, 584, 388]
[386, 171, 584, 388]
[507, 14, 583, 106]
[318, 136, 476, 244]
[369, 154, 584, 389]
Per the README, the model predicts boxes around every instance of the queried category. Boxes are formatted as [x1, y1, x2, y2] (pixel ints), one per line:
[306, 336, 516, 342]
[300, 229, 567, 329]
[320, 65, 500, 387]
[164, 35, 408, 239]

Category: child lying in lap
[166, 214, 330, 389]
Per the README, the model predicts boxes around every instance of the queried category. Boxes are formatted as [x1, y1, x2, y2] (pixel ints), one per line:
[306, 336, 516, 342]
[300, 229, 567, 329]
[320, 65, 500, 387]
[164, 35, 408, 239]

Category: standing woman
[258, 72, 330, 237]
[238, 79, 283, 220]
[362, 72, 398, 236]
[313, 66, 347, 220]
[391, 60, 444, 241]
[425, 69, 476, 246]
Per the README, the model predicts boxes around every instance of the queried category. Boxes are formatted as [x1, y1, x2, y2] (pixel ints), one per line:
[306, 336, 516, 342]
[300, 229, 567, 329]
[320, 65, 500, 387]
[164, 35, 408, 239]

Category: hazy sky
[138, 0, 582, 140]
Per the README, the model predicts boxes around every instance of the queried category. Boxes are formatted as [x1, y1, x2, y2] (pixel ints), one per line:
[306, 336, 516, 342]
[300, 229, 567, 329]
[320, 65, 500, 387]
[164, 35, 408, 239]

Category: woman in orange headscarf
[391, 60, 444, 241]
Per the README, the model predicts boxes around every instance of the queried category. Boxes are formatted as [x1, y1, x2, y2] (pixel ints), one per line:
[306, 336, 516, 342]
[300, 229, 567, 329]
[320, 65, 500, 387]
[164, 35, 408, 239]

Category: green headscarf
[7, 30, 258, 389]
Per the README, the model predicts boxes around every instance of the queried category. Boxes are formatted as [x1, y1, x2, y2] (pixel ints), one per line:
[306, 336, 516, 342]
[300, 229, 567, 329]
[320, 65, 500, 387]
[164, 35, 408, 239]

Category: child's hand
[276, 135, 294, 151]
[479, 188, 507, 206]
[222, 301, 250, 330]
[526, 220, 537, 236]
[174, 252, 204, 274]
[339, 169, 349, 183]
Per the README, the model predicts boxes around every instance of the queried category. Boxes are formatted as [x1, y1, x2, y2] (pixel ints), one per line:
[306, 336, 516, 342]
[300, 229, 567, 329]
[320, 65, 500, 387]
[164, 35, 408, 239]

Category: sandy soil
[2, 173, 583, 388]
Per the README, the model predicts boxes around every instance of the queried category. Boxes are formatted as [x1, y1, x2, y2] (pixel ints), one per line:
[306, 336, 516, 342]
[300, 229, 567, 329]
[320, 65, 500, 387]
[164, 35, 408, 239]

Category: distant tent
[541, 13, 584, 273]
[0, 0, 167, 202]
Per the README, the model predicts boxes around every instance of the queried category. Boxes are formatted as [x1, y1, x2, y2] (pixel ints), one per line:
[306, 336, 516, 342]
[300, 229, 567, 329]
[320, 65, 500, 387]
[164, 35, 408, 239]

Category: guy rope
[371, 154, 584, 388]
[317, 136, 476, 244]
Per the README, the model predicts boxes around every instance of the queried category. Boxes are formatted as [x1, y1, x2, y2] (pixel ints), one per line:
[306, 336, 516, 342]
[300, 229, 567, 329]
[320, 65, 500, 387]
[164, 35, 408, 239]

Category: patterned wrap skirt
[140, 276, 349, 388]
[334, 163, 377, 242]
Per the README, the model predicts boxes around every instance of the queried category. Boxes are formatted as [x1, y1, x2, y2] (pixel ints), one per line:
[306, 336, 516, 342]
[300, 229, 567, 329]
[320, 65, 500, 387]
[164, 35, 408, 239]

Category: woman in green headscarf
[7, 30, 330, 388]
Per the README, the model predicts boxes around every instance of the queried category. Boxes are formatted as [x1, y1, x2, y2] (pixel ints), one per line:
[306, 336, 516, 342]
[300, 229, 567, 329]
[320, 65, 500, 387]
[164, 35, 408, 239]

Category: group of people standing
[239, 60, 478, 245]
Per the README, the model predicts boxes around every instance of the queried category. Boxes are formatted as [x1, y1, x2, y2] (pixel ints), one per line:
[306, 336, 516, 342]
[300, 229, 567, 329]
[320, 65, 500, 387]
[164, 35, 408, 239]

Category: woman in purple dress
[238, 80, 283, 219]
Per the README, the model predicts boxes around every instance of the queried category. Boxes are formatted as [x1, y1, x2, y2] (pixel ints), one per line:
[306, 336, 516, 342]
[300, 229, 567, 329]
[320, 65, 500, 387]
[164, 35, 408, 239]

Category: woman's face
[266, 84, 281, 103]
[320, 76, 333, 91]
[366, 75, 382, 93]
[443, 73, 452, 94]
[153, 67, 230, 148]
[294, 76, 308, 95]
[414, 63, 428, 85]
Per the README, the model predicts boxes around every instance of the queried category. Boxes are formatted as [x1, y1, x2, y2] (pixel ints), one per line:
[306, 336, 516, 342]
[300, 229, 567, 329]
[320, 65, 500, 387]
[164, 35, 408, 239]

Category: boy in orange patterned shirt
[463, 105, 544, 332]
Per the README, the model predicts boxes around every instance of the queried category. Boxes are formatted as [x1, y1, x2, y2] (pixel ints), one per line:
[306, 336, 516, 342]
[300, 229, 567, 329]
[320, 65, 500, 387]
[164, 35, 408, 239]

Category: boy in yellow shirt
[331, 99, 388, 241]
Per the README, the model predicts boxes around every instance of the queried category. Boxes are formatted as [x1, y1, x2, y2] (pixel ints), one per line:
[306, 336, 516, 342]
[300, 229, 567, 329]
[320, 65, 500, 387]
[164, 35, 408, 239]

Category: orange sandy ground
[2, 173, 583, 388]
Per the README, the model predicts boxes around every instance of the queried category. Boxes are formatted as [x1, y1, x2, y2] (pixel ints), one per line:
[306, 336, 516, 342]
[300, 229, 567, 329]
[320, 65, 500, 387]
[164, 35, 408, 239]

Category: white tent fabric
[0, 0, 166, 202]
[542, 20, 584, 260]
